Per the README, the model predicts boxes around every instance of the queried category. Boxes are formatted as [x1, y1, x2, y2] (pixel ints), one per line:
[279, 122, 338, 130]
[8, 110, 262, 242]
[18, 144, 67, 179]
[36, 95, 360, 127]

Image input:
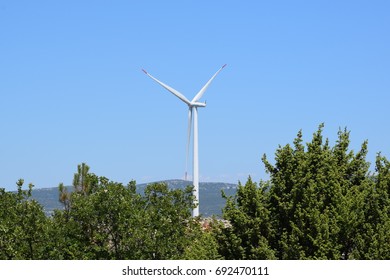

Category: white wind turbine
[142, 64, 226, 217]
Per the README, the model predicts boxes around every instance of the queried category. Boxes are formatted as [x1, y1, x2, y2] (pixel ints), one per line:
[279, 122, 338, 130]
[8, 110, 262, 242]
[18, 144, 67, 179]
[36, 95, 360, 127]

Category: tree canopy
[1, 125, 389, 259]
[218, 124, 390, 259]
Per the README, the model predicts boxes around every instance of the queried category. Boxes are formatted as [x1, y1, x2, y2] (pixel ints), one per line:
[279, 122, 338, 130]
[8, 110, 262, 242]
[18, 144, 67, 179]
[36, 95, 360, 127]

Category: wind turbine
[142, 64, 226, 217]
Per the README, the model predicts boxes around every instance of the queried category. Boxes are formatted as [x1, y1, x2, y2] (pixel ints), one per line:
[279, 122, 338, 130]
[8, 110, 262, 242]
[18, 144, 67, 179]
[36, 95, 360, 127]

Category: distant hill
[30, 179, 238, 217]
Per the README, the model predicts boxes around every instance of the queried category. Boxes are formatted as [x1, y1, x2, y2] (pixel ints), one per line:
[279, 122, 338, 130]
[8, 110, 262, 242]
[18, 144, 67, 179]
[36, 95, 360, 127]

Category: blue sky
[1, 1, 389, 191]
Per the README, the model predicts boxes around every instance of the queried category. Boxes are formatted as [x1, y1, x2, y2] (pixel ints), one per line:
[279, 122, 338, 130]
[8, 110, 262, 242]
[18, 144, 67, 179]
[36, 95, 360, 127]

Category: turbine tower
[142, 64, 226, 217]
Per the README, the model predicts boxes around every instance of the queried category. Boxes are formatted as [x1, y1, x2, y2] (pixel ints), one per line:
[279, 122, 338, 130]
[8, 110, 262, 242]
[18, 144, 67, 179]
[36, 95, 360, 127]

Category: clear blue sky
[1, 1, 389, 191]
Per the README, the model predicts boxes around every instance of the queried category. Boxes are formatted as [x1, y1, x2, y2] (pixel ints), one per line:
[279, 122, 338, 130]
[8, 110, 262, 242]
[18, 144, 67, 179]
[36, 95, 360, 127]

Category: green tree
[182, 218, 222, 260]
[0, 180, 48, 259]
[220, 125, 390, 260]
[140, 182, 199, 259]
[73, 163, 93, 195]
[347, 154, 390, 259]
[262, 125, 370, 259]
[218, 177, 275, 259]
[59, 162, 94, 212]
[50, 164, 205, 260]
[51, 174, 143, 259]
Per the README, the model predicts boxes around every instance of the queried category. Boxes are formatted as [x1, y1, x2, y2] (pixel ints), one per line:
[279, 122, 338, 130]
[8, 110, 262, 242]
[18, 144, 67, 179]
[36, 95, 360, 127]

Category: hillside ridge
[29, 179, 238, 217]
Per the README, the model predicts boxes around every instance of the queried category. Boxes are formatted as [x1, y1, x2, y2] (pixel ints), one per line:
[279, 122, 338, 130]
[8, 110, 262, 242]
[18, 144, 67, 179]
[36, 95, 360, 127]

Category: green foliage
[2, 124, 390, 260]
[348, 155, 390, 259]
[182, 218, 222, 260]
[0, 180, 48, 259]
[219, 125, 390, 259]
[263, 124, 345, 259]
[217, 177, 275, 259]
[48, 163, 210, 259]
[1, 163, 217, 260]
[140, 183, 195, 259]
[51, 176, 144, 259]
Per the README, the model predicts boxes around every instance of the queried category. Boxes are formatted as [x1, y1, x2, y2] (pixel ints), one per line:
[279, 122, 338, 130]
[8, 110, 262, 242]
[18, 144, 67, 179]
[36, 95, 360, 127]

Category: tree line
[1, 125, 390, 259]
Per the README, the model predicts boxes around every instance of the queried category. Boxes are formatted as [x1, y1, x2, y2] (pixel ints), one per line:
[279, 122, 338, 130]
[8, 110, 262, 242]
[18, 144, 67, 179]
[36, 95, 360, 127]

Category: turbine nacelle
[190, 102, 206, 108]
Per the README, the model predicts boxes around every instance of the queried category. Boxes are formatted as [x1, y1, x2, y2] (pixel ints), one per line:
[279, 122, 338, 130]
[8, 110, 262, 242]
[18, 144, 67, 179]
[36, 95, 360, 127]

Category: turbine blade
[191, 64, 227, 103]
[185, 108, 192, 181]
[142, 69, 192, 105]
